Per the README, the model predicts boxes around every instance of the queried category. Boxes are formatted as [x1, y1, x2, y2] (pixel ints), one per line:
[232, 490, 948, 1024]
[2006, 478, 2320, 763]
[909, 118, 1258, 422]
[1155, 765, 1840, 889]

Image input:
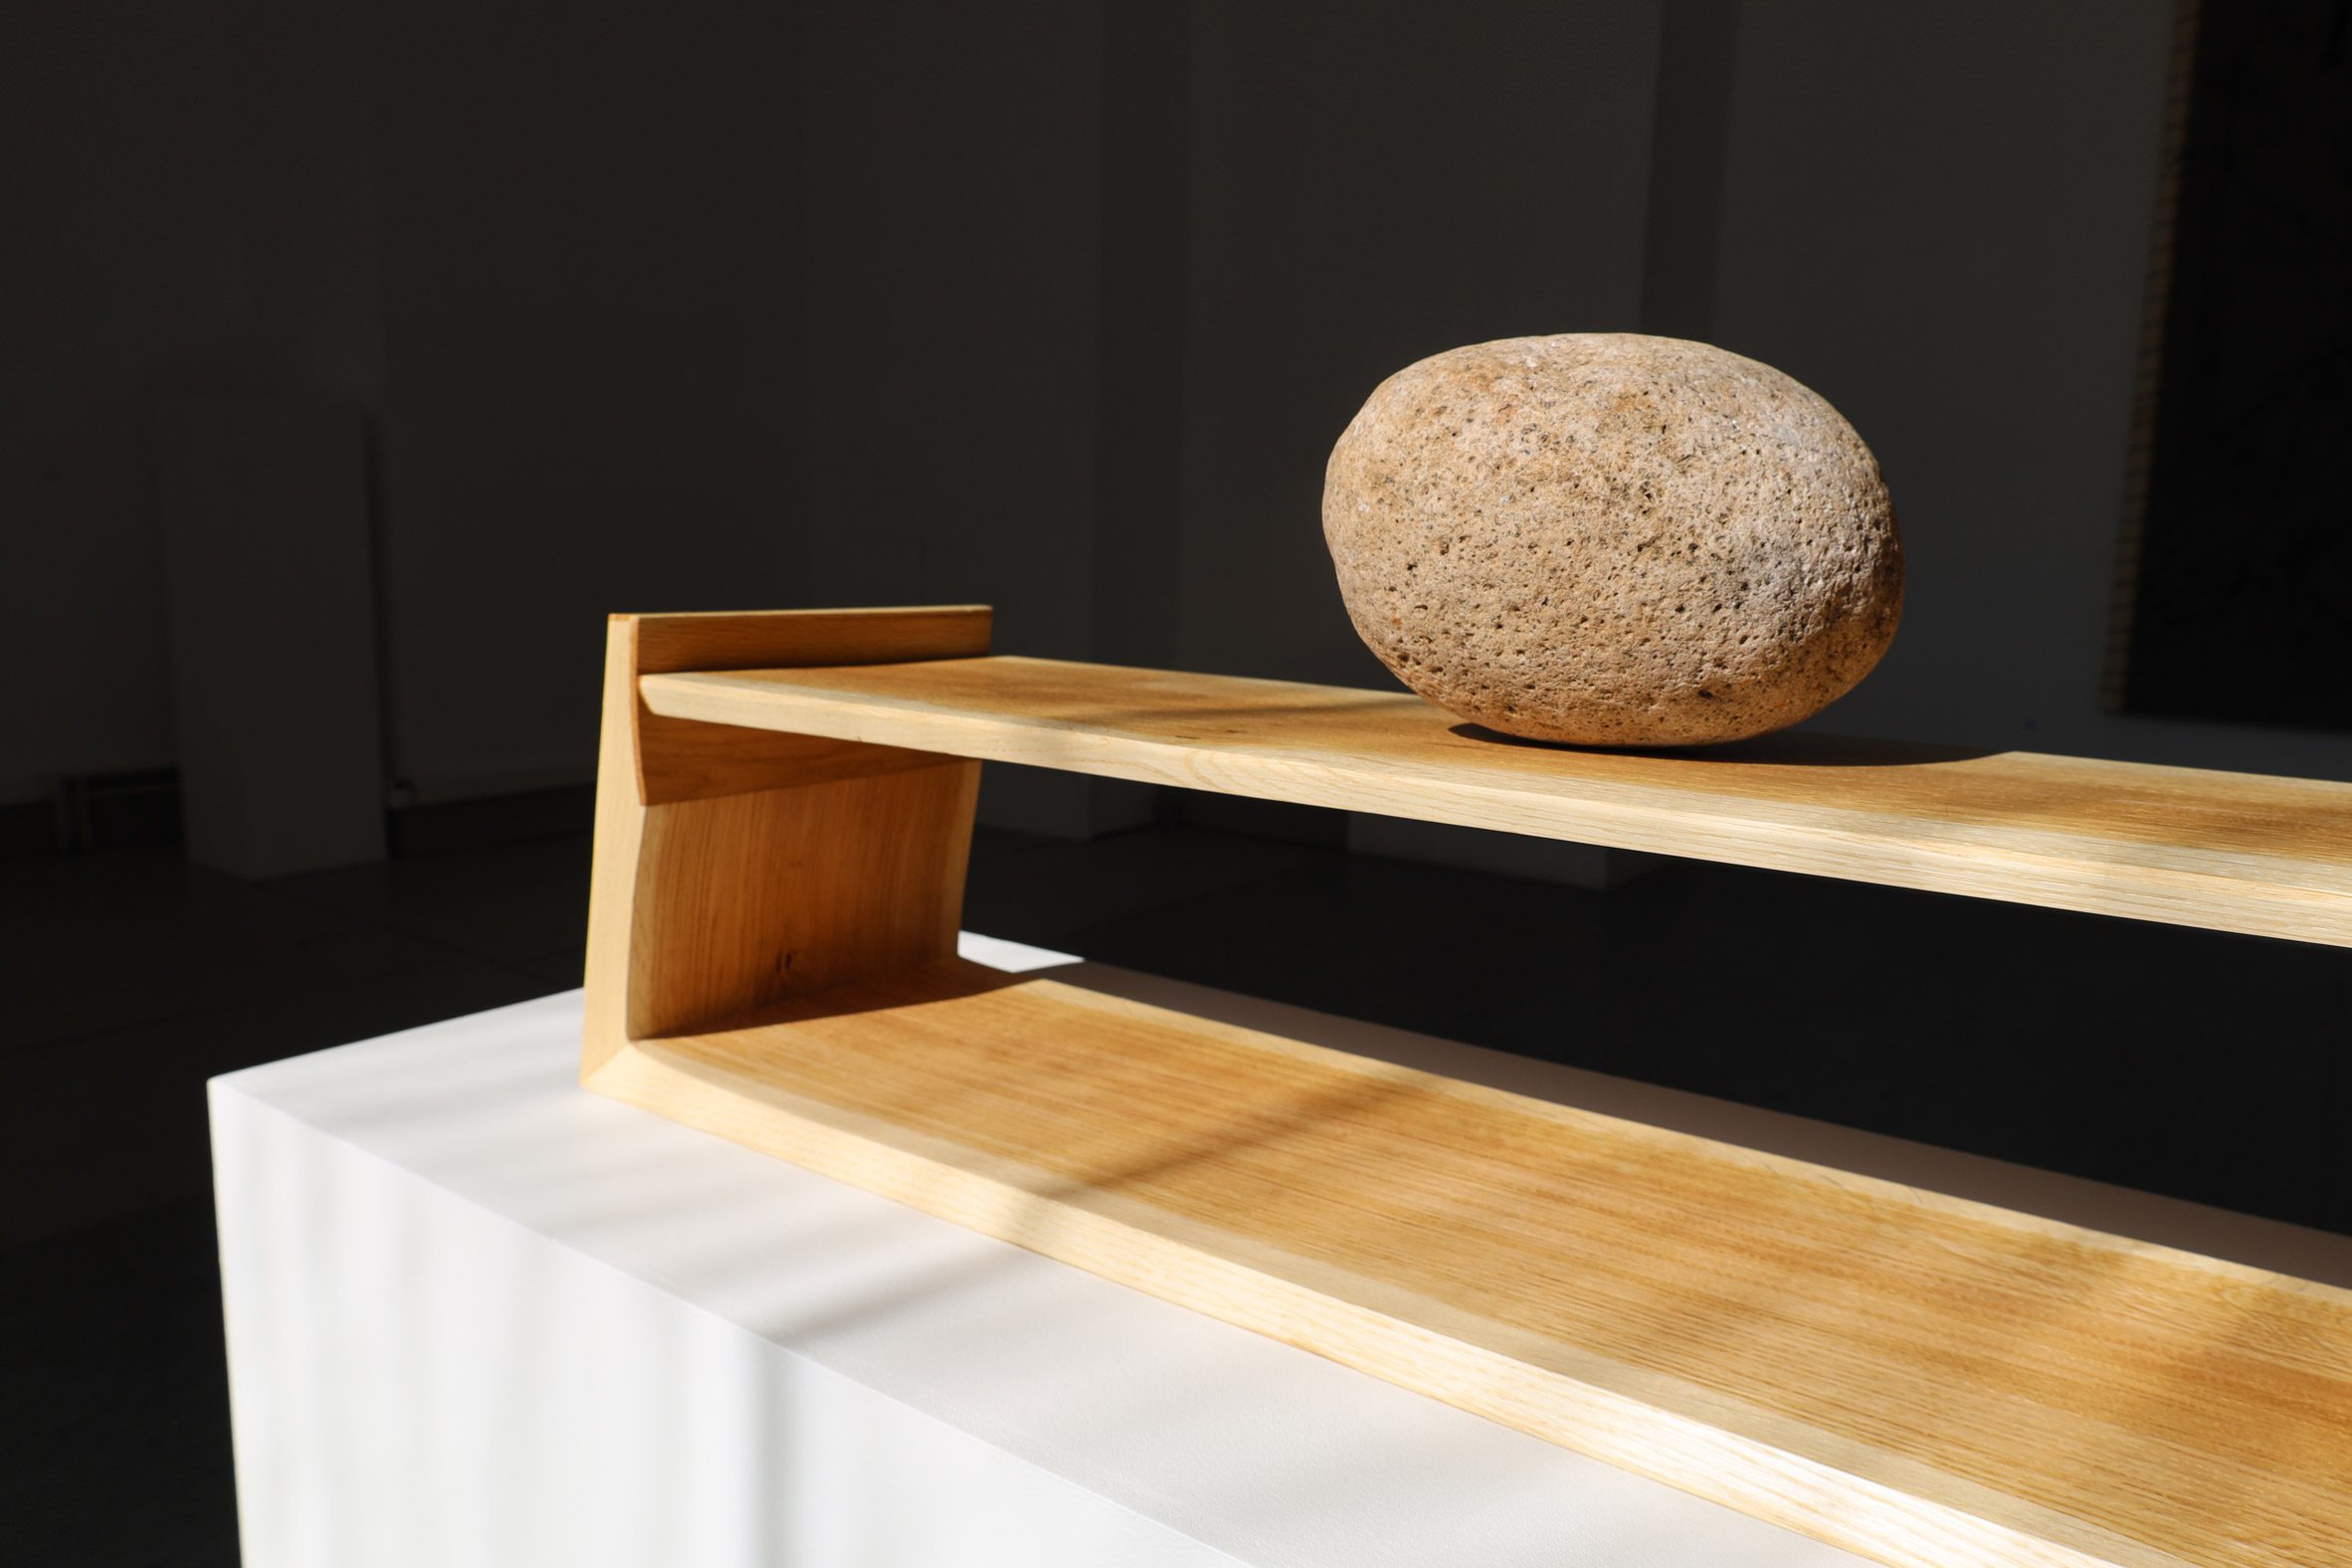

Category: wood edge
[616, 603, 992, 623]
[630, 604, 993, 675]
[582, 615, 648, 1078]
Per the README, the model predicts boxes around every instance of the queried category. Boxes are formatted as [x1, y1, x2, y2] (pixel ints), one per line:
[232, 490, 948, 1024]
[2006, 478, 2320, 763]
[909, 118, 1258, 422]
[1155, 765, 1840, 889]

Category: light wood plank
[590, 962, 2352, 1568]
[642, 655, 2352, 946]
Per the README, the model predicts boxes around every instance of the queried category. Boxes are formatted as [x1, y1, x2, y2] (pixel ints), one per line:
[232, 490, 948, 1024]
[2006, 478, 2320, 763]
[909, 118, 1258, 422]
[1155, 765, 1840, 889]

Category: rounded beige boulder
[1323, 333, 1902, 746]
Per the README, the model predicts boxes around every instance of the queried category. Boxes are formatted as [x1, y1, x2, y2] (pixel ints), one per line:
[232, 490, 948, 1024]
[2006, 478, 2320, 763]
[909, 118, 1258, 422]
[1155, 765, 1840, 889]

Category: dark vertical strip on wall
[1639, 0, 1738, 342]
[1090, 1, 1191, 669]
[2100, 0, 2202, 713]
[778, 0, 810, 602]
[2116, 0, 2352, 730]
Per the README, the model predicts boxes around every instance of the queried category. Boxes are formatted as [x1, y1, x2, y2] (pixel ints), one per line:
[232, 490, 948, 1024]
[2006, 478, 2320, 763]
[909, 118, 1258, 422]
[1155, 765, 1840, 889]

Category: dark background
[15, 0, 2352, 826]
[2, 2, 2348, 1564]
[2120, 0, 2352, 727]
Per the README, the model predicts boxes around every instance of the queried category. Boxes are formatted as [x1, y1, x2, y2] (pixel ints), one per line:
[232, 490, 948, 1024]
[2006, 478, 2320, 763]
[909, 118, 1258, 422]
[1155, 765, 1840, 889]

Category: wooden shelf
[596, 958, 2352, 1568]
[641, 653, 2352, 948]
[583, 609, 2352, 1568]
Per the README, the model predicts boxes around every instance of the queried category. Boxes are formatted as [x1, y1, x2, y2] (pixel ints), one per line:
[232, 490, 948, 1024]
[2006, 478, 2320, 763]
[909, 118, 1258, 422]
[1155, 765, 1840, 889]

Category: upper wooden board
[639, 655, 2352, 947]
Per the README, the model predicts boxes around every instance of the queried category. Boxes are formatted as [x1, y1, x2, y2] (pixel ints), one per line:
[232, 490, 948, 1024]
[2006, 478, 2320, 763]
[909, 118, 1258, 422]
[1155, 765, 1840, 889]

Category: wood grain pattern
[585, 609, 2352, 1568]
[590, 960, 2352, 1568]
[630, 604, 993, 676]
[582, 609, 989, 1071]
[622, 765, 977, 1038]
[641, 655, 2352, 946]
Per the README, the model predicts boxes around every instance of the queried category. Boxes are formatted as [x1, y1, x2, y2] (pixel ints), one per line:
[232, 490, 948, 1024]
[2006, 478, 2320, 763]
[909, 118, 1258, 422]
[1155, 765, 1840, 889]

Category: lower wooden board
[587, 960, 2352, 1568]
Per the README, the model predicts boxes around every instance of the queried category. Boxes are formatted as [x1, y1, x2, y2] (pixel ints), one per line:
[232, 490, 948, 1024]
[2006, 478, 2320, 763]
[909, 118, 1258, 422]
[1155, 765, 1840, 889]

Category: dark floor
[3, 814, 2347, 1565]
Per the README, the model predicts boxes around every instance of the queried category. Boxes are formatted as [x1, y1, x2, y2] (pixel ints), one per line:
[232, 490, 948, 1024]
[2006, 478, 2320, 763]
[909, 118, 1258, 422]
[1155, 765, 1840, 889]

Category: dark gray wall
[794, 3, 1121, 833]
[1174, 2, 1663, 688]
[13, 1, 2349, 829]
[1710, 0, 2352, 780]
[2, 0, 392, 805]
[4, 3, 237, 803]
[369, 0, 806, 799]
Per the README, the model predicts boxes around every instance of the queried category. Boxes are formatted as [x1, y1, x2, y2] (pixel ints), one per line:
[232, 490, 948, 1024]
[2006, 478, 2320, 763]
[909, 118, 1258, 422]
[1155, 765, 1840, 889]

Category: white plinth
[212, 935, 2352, 1568]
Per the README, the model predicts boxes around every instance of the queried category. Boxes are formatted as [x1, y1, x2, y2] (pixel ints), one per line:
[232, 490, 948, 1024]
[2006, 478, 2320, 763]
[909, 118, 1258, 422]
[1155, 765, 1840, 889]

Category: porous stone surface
[1323, 333, 1902, 746]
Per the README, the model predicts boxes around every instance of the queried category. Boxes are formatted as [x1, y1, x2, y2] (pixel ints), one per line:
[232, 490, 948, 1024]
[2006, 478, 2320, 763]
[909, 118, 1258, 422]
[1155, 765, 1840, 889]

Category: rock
[1322, 333, 1902, 747]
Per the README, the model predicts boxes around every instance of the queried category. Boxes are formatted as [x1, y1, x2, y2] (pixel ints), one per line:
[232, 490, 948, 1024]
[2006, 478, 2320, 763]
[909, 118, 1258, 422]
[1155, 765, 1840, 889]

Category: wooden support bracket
[581, 606, 991, 1077]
